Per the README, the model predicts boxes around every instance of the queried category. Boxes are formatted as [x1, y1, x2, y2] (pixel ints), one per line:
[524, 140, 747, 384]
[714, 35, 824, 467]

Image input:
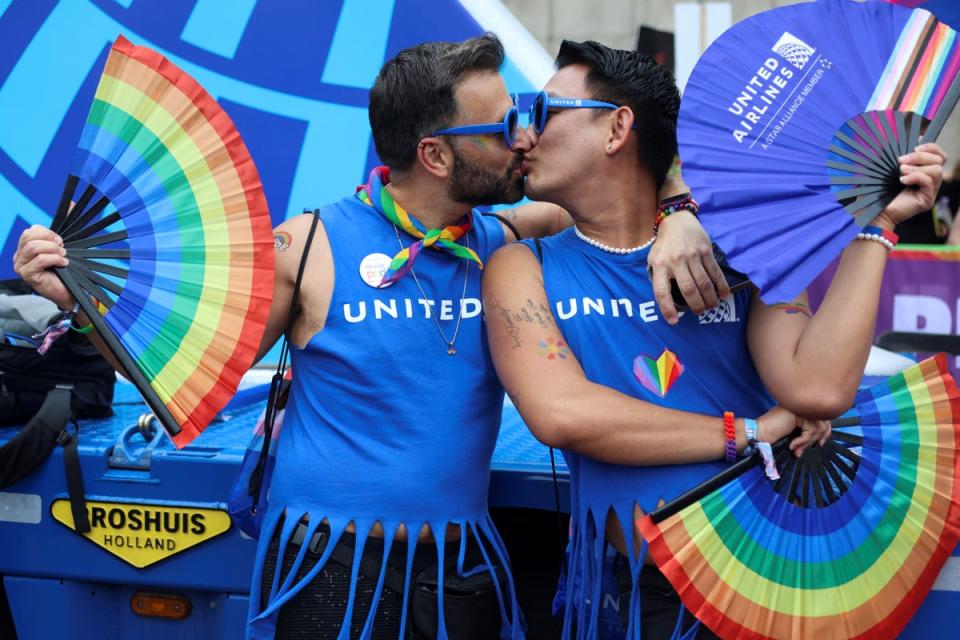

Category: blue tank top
[523, 228, 773, 640]
[249, 194, 522, 639]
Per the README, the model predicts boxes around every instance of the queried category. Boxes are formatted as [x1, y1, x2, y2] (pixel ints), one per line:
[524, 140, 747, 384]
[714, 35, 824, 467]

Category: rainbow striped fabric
[357, 166, 482, 286]
[868, 9, 960, 118]
[638, 355, 960, 639]
[56, 36, 274, 447]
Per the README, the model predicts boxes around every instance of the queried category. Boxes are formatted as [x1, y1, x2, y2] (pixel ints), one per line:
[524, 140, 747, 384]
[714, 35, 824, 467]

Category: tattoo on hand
[274, 231, 292, 252]
[771, 302, 812, 318]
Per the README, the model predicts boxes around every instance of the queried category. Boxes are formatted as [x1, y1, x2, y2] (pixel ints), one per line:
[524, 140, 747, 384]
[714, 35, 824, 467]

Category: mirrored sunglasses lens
[507, 109, 518, 142]
[534, 94, 545, 132]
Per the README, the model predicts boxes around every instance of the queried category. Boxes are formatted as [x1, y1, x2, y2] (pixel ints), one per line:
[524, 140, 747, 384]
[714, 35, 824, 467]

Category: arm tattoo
[537, 336, 570, 361]
[511, 298, 554, 328]
[274, 231, 292, 252]
[771, 302, 812, 318]
[488, 294, 522, 348]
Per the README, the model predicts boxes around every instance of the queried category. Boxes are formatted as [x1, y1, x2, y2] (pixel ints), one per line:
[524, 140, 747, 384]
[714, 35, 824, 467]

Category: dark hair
[556, 40, 679, 188]
[369, 34, 505, 170]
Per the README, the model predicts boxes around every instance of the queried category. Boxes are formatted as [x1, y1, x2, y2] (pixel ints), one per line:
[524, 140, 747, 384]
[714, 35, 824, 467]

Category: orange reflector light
[130, 592, 192, 620]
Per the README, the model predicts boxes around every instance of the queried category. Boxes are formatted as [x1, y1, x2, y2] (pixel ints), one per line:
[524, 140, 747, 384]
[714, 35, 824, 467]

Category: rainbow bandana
[357, 166, 483, 286]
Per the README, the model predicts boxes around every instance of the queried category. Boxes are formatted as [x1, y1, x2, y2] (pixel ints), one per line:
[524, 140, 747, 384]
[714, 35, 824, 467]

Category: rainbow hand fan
[49, 36, 274, 448]
[637, 355, 960, 639]
[678, 0, 960, 303]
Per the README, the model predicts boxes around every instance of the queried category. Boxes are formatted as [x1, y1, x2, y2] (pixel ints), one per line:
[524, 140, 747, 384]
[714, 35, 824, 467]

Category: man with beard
[482, 40, 944, 638]
[14, 34, 727, 639]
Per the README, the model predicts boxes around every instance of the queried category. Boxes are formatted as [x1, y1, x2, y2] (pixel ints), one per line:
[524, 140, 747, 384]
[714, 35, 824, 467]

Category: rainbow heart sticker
[633, 349, 684, 398]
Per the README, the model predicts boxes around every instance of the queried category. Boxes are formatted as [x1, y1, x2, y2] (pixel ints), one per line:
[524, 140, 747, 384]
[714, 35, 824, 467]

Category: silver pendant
[447, 346, 457, 355]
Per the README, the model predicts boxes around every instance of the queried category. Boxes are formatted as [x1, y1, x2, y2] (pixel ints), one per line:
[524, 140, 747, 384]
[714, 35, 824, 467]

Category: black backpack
[0, 280, 116, 531]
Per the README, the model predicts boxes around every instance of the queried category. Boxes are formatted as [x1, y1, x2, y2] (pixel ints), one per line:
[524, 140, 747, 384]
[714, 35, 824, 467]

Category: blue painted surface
[321, 0, 396, 89]
[180, 0, 257, 59]
[0, 0, 550, 280]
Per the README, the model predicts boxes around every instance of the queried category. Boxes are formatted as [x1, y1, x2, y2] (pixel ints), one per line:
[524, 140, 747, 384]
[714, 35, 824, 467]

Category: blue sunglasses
[528, 90, 626, 134]
[432, 94, 520, 148]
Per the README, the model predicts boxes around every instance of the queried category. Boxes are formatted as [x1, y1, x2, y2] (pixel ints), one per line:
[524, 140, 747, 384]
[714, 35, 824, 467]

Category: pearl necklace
[574, 226, 655, 254]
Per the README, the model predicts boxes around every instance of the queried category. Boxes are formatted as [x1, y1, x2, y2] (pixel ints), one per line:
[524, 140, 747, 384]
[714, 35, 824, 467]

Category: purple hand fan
[886, 1, 960, 31]
[679, 0, 960, 303]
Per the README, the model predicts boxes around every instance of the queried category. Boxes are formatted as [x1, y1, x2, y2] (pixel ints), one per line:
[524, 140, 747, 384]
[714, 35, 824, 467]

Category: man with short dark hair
[16, 34, 728, 639]
[483, 39, 945, 638]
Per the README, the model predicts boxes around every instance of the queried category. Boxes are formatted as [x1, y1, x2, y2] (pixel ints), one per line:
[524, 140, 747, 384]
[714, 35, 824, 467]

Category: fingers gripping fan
[49, 36, 274, 447]
[637, 356, 960, 639]
[678, 0, 960, 303]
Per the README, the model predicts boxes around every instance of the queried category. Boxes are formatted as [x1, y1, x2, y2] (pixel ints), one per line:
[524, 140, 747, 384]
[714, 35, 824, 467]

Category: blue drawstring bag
[227, 370, 290, 539]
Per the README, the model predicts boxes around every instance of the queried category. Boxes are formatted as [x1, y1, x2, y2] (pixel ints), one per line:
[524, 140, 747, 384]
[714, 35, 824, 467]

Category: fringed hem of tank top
[246, 509, 524, 640]
[558, 505, 702, 640]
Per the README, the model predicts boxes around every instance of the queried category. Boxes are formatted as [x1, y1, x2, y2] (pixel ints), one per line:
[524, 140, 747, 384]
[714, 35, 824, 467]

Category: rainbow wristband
[857, 225, 899, 251]
[723, 411, 737, 463]
[655, 192, 699, 231]
[70, 317, 94, 334]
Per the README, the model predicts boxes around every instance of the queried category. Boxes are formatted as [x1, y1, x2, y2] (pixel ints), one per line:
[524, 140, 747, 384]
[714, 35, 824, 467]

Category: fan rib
[848, 119, 894, 167]
[830, 430, 864, 445]
[827, 159, 892, 181]
[816, 463, 838, 505]
[894, 111, 909, 158]
[865, 113, 903, 170]
[925, 71, 960, 140]
[835, 185, 885, 200]
[822, 446, 849, 495]
[831, 416, 861, 429]
[799, 465, 810, 508]
[72, 256, 128, 281]
[63, 211, 122, 244]
[69, 260, 124, 298]
[828, 143, 891, 174]
[843, 189, 896, 218]
[876, 112, 907, 166]
[648, 453, 762, 523]
[65, 184, 98, 232]
[59, 196, 111, 242]
[69, 248, 131, 260]
[854, 199, 894, 227]
[51, 175, 79, 233]
[908, 111, 923, 151]
[68, 268, 115, 310]
[830, 175, 891, 186]
[834, 131, 893, 173]
[66, 229, 128, 250]
[55, 266, 181, 437]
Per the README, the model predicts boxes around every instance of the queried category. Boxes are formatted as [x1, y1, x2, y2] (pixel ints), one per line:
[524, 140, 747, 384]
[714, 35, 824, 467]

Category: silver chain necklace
[393, 225, 470, 355]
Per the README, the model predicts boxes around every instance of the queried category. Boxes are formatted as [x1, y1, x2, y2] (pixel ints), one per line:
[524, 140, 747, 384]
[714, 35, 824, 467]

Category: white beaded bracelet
[855, 225, 899, 251]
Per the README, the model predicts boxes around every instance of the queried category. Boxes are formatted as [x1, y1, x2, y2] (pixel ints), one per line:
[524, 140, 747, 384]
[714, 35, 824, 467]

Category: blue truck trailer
[0, 371, 958, 639]
[0, 373, 572, 639]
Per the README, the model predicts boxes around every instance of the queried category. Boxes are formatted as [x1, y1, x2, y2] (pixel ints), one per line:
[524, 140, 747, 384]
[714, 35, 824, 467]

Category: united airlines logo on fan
[698, 297, 737, 324]
[771, 32, 815, 70]
[727, 31, 831, 148]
